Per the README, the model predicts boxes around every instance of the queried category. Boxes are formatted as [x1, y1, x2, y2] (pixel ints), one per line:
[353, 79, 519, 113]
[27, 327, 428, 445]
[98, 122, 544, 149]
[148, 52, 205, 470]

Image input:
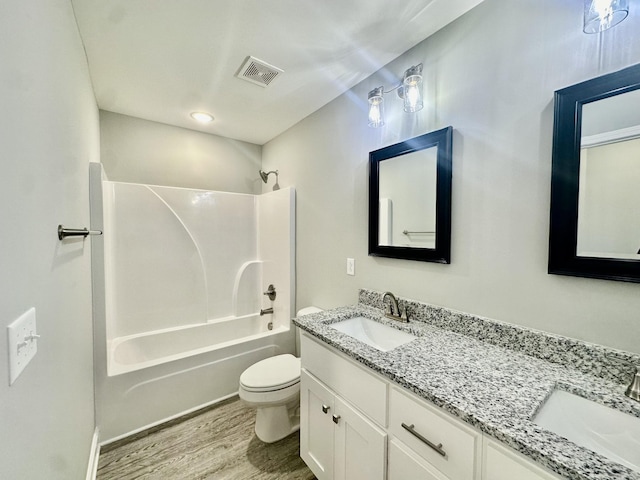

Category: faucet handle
[626, 367, 640, 402]
[263, 284, 277, 301]
[606, 354, 640, 402]
[401, 304, 411, 322]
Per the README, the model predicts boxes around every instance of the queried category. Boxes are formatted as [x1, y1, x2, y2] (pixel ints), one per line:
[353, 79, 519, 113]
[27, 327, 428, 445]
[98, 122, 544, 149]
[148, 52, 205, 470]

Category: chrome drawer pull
[322, 404, 330, 414]
[332, 414, 341, 424]
[401, 423, 446, 457]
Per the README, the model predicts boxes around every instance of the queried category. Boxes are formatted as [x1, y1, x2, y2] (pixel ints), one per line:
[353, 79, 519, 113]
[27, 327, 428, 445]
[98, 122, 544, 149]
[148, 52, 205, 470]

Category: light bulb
[402, 65, 424, 113]
[368, 87, 385, 128]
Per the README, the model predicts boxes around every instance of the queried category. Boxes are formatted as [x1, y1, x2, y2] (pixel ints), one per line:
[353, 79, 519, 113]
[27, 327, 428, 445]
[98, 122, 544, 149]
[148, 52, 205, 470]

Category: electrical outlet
[7, 307, 38, 385]
[346, 258, 355, 276]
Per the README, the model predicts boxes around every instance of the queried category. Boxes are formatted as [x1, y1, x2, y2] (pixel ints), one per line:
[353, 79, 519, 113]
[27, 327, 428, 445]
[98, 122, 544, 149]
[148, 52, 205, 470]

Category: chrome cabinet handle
[332, 414, 341, 424]
[401, 423, 446, 457]
[322, 404, 330, 414]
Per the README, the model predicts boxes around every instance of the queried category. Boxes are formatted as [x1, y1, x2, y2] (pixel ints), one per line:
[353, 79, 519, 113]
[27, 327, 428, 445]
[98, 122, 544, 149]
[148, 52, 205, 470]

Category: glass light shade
[403, 64, 424, 113]
[368, 87, 385, 128]
[583, 0, 629, 33]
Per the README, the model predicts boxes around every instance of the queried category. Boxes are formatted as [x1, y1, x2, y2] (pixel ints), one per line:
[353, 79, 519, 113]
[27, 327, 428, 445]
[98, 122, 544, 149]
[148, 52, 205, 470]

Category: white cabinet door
[301, 371, 335, 480]
[334, 396, 387, 480]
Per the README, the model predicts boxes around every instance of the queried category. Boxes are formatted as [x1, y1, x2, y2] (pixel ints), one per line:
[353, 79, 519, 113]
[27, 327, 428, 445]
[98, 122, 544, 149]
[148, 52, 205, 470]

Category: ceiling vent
[236, 56, 284, 88]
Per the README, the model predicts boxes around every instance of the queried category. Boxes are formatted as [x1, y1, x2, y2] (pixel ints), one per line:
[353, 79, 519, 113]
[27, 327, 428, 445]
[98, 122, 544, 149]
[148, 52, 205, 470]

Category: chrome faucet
[382, 292, 409, 323]
[260, 307, 274, 316]
[626, 366, 640, 402]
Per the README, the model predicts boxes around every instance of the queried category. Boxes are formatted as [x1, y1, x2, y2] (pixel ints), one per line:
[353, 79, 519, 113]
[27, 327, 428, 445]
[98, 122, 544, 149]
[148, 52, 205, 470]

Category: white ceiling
[72, 0, 484, 145]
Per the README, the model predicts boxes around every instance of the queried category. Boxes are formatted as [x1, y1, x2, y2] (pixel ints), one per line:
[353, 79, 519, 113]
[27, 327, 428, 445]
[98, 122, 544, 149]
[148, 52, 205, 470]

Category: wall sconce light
[367, 64, 424, 128]
[583, 0, 629, 33]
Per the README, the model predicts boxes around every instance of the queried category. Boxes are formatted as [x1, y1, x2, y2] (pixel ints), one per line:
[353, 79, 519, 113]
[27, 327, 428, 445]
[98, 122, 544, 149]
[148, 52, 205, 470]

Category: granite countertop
[293, 300, 640, 480]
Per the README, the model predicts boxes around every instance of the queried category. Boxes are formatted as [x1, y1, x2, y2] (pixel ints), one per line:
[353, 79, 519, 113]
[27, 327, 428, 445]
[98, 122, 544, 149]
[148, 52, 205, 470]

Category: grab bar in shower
[402, 230, 435, 235]
[58, 224, 103, 241]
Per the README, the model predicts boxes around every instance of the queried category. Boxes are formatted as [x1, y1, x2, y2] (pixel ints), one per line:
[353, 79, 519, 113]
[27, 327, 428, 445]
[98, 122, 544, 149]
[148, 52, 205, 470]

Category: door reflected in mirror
[578, 144, 640, 259]
[378, 146, 437, 248]
[577, 91, 640, 260]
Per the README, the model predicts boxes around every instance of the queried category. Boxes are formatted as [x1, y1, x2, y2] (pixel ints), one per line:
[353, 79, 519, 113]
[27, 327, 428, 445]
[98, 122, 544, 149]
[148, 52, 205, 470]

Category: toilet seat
[239, 354, 300, 392]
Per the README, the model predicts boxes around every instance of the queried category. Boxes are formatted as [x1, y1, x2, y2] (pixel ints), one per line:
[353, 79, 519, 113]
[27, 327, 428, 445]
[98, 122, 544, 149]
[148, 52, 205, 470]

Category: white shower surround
[102, 181, 295, 375]
[90, 163, 296, 441]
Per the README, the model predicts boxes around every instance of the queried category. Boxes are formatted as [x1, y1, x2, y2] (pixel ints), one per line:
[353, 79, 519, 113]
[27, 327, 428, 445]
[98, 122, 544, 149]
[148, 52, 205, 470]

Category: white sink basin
[329, 316, 417, 352]
[533, 389, 640, 473]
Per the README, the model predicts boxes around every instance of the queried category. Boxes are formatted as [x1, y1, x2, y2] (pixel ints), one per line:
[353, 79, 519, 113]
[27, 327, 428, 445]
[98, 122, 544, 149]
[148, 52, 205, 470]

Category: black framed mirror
[369, 126, 452, 263]
[549, 63, 640, 283]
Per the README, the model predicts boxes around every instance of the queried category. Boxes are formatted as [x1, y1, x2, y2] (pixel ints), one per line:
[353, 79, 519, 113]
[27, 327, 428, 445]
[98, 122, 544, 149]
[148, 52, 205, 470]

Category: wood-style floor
[97, 396, 316, 480]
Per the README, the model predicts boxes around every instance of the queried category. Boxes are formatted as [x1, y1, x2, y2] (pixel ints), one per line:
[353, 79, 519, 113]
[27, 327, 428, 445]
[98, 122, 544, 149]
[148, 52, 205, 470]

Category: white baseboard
[86, 427, 100, 480]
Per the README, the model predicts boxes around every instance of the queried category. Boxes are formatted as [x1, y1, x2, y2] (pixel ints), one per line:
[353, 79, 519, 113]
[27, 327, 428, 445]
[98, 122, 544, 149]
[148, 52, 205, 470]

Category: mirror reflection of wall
[577, 92, 640, 259]
[577, 138, 640, 258]
[378, 147, 437, 248]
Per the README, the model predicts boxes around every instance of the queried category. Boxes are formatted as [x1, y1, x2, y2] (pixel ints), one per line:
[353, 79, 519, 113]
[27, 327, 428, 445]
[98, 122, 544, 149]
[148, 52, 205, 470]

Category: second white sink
[329, 316, 416, 352]
[533, 389, 640, 473]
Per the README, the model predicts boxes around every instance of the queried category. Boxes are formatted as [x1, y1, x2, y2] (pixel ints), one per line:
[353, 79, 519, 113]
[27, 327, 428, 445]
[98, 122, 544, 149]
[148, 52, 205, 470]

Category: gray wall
[100, 111, 263, 193]
[0, 0, 99, 478]
[263, 0, 640, 354]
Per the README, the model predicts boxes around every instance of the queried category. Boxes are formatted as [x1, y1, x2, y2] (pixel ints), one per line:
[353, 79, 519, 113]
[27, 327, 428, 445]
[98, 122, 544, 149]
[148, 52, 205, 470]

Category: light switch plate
[346, 258, 355, 276]
[7, 307, 38, 385]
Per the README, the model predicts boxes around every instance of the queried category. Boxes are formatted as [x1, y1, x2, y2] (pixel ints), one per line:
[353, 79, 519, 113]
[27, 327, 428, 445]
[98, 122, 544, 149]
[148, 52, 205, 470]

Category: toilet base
[254, 402, 300, 443]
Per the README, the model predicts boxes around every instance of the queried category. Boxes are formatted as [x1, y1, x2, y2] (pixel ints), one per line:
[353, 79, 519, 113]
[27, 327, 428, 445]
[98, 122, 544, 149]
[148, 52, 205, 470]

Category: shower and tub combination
[89, 163, 296, 442]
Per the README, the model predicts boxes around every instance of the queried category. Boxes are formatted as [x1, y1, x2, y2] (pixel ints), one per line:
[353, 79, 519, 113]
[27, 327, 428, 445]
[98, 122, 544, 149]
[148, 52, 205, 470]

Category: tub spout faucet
[260, 307, 274, 316]
[382, 292, 409, 323]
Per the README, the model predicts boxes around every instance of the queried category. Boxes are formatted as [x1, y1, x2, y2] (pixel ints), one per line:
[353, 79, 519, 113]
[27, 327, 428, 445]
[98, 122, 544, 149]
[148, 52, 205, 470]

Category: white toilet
[239, 306, 322, 443]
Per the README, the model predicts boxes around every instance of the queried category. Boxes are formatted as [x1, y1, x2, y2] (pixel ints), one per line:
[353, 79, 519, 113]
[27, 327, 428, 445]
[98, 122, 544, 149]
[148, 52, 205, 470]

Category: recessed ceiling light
[190, 112, 214, 123]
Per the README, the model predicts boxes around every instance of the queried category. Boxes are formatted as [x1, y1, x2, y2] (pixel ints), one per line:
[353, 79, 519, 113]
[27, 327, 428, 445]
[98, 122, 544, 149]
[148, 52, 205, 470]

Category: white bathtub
[108, 314, 287, 376]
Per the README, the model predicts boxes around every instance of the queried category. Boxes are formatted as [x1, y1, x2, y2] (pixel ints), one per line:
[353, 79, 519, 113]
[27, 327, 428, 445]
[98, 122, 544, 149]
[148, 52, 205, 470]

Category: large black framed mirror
[549, 63, 640, 283]
[369, 126, 452, 263]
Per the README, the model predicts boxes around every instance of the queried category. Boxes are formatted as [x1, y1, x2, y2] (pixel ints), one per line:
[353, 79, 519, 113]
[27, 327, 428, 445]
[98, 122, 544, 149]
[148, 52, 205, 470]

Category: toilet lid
[240, 354, 301, 392]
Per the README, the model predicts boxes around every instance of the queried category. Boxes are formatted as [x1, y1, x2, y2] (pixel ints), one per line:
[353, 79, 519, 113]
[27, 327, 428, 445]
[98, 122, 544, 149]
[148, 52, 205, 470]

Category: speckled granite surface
[293, 290, 640, 480]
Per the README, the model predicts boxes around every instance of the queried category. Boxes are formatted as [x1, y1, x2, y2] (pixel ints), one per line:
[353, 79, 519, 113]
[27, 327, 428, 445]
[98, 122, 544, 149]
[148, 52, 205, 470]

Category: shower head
[259, 170, 278, 183]
[258, 170, 280, 191]
[259, 170, 271, 183]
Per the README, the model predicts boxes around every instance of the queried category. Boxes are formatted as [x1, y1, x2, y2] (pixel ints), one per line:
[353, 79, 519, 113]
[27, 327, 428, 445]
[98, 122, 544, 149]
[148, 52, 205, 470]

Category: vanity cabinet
[300, 332, 566, 480]
[300, 370, 386, 480]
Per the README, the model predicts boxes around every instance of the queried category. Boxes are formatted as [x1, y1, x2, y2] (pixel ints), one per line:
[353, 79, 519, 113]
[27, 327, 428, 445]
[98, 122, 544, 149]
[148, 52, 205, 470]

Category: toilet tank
[295, 306, 323, 355]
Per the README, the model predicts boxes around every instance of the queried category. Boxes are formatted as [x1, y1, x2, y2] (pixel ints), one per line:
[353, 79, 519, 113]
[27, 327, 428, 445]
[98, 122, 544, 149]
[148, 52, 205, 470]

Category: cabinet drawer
[389, 386, 479, 480]
[483, 438, 563, 480]
[389, 439, 448, 480]
[301, 333, 387, 426]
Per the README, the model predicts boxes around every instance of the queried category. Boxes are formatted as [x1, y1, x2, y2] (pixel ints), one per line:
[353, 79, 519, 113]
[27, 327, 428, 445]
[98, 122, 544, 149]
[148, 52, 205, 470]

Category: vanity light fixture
[367, 64, 424, 128]
[190, 111, 214, 123]
[583, 0, 629, 33]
